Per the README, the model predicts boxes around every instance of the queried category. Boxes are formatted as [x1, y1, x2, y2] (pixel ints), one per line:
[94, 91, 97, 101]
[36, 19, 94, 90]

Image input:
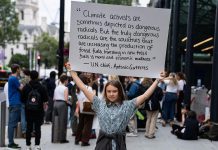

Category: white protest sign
[69, 1, 171, 78]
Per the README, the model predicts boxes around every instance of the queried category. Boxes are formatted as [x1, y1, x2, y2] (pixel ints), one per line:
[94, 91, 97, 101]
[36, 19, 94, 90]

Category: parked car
[0, 70, 11, 88]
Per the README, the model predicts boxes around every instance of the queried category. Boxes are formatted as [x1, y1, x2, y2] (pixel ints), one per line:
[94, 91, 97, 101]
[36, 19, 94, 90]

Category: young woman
[175, 72, 186, 122]
[52, 74, 69, 143]
[74, 74, 94, 146]
[66, 63, 164, 150]
[171, 110, 199, 140]
[161, 72, 179, 126]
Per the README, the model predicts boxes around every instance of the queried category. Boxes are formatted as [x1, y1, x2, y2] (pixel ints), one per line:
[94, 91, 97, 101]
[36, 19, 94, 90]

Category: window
[33, 11, 36, 19]
[21, 10, 24, 20]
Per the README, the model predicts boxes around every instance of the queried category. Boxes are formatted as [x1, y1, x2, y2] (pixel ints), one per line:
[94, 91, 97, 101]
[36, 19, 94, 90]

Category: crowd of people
[5, 63, 211, 150]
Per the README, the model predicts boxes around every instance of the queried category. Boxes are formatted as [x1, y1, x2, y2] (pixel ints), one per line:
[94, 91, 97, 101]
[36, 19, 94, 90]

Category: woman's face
[176, 75, 180, 80]
[106, 85, 119, 103]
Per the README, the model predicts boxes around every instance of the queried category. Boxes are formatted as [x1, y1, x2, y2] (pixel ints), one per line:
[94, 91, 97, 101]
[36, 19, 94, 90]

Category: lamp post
[58, 0, 65, 77]
[211, 0, 218, 123]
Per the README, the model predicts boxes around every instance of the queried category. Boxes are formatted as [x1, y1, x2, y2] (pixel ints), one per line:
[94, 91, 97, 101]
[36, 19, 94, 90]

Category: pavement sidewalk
[1, 121, 218, 150]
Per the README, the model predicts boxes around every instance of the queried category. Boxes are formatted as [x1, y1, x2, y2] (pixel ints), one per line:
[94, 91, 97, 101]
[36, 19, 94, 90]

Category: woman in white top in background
[175, 72, 186, 122]
[75, 74, 95, 146]
[161, 72, 179, 126]
[52, 74, 69, 143]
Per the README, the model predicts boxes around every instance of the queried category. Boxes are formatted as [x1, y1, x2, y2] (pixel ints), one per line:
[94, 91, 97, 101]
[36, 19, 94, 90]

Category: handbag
[82, 101, 95, 115]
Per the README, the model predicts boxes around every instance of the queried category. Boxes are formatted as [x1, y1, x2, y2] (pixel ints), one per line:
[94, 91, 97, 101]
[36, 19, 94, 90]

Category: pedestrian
[161, 72, 179, 127]
[126, 76, 141, 137]
[67, 76, 78, 136]
[52, 74, 69, 143]
[75, 73, 95, 146]
[175, 72, 186, 122]
[66, 63, 164, 150]
[7, 64, 23, 149]
[44, 71, 56, 124]
[99, 75, 104, 93]
[89, 73, 99, 139]
[143, 78, 163, 139]
[20, 69, 31, 138]
[21, 70, 49, 150]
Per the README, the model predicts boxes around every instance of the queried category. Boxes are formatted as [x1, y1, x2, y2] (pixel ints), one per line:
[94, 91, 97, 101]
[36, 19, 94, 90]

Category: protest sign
[69, 1, 171, 78]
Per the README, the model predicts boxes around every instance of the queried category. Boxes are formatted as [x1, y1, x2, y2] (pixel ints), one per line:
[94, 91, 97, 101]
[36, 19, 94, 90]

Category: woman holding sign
[65, 62, 164, 150]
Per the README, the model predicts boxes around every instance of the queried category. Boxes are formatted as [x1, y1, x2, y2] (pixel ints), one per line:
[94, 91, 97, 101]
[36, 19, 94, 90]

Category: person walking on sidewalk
[7, 64, 23, 149]
[21, 70, 48, 150]
[66, 63, 164, 150]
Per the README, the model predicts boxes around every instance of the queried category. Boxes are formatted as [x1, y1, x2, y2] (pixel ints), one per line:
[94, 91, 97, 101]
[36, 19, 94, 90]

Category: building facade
[3, 0, 59, 70]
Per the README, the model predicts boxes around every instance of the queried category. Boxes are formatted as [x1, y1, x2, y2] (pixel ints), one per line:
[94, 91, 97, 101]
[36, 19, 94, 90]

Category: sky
[38, 0, 150, 31]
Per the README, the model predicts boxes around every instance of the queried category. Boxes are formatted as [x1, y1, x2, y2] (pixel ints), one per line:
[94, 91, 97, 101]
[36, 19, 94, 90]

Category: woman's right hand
[65, 62, 72, 71]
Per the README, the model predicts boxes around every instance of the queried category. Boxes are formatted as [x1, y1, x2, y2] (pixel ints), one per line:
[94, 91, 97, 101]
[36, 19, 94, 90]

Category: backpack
[26, 84, 41, 111]
[67, 82, 78, 109]
[131, 82, 148, 98]
[144, 87, 163, 111]
[137, 83, 148, 96]
[208, 124, 218, 141]
[41, 78, 56, 98]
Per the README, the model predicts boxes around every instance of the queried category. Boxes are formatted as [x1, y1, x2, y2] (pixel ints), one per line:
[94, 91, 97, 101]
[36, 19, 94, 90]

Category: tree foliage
[33, 33, 58, 68]
[91, 0, 132, 6]
[0, 0, 21, 47]
[8, 53, 29, 68]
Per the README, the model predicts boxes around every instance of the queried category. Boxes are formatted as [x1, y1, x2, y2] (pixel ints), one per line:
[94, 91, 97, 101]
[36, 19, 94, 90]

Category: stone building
[3, 0, 59, 70]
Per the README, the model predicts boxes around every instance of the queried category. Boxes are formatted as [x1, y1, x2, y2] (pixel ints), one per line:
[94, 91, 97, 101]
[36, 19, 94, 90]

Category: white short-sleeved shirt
[77, 85, 93, 113]
[177, 80, 186, 91]
[164, 80, 179, 93]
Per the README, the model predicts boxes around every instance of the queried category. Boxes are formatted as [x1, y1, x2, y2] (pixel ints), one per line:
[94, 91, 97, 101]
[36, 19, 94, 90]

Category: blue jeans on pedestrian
[162, 92, 177, 121]
[8, 105, 21, 145]
[21, 104, 26, 133]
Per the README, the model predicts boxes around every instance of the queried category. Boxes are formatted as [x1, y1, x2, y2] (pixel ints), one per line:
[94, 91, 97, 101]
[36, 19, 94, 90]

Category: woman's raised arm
[66, 63, 95, 103]
[135, 72, 165, 107]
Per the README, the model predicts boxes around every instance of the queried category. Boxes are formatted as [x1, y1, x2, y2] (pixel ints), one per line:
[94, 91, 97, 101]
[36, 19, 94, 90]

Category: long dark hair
[176, 72, 186, 81]
[187, 110, 197, 119]
[103, 80, 126, 104]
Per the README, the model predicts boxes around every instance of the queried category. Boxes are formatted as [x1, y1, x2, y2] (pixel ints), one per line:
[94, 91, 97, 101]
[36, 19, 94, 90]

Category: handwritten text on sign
[69, 2, 171, 77]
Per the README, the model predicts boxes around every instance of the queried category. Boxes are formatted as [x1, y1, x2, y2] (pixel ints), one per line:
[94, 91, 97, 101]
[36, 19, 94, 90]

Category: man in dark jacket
[21, 70, 48, 150]
[44, 71, 56, 123]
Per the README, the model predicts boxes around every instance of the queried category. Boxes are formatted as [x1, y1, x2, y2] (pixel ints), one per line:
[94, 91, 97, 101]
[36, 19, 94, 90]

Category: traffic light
[37, 55, 41, 66]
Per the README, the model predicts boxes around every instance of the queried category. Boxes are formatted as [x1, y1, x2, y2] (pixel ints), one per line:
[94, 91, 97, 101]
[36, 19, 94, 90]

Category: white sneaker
[26, 146, 32, 150]
[35, 145, 41, 150]
[126, 133, 138, 137]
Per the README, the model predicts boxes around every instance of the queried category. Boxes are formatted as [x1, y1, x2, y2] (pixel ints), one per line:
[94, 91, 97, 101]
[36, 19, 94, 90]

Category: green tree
[33, 33, 58, 68]
[91, 0, 132, 5]
[9, 53, 29, 68]
[0, 0, 21, 47]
